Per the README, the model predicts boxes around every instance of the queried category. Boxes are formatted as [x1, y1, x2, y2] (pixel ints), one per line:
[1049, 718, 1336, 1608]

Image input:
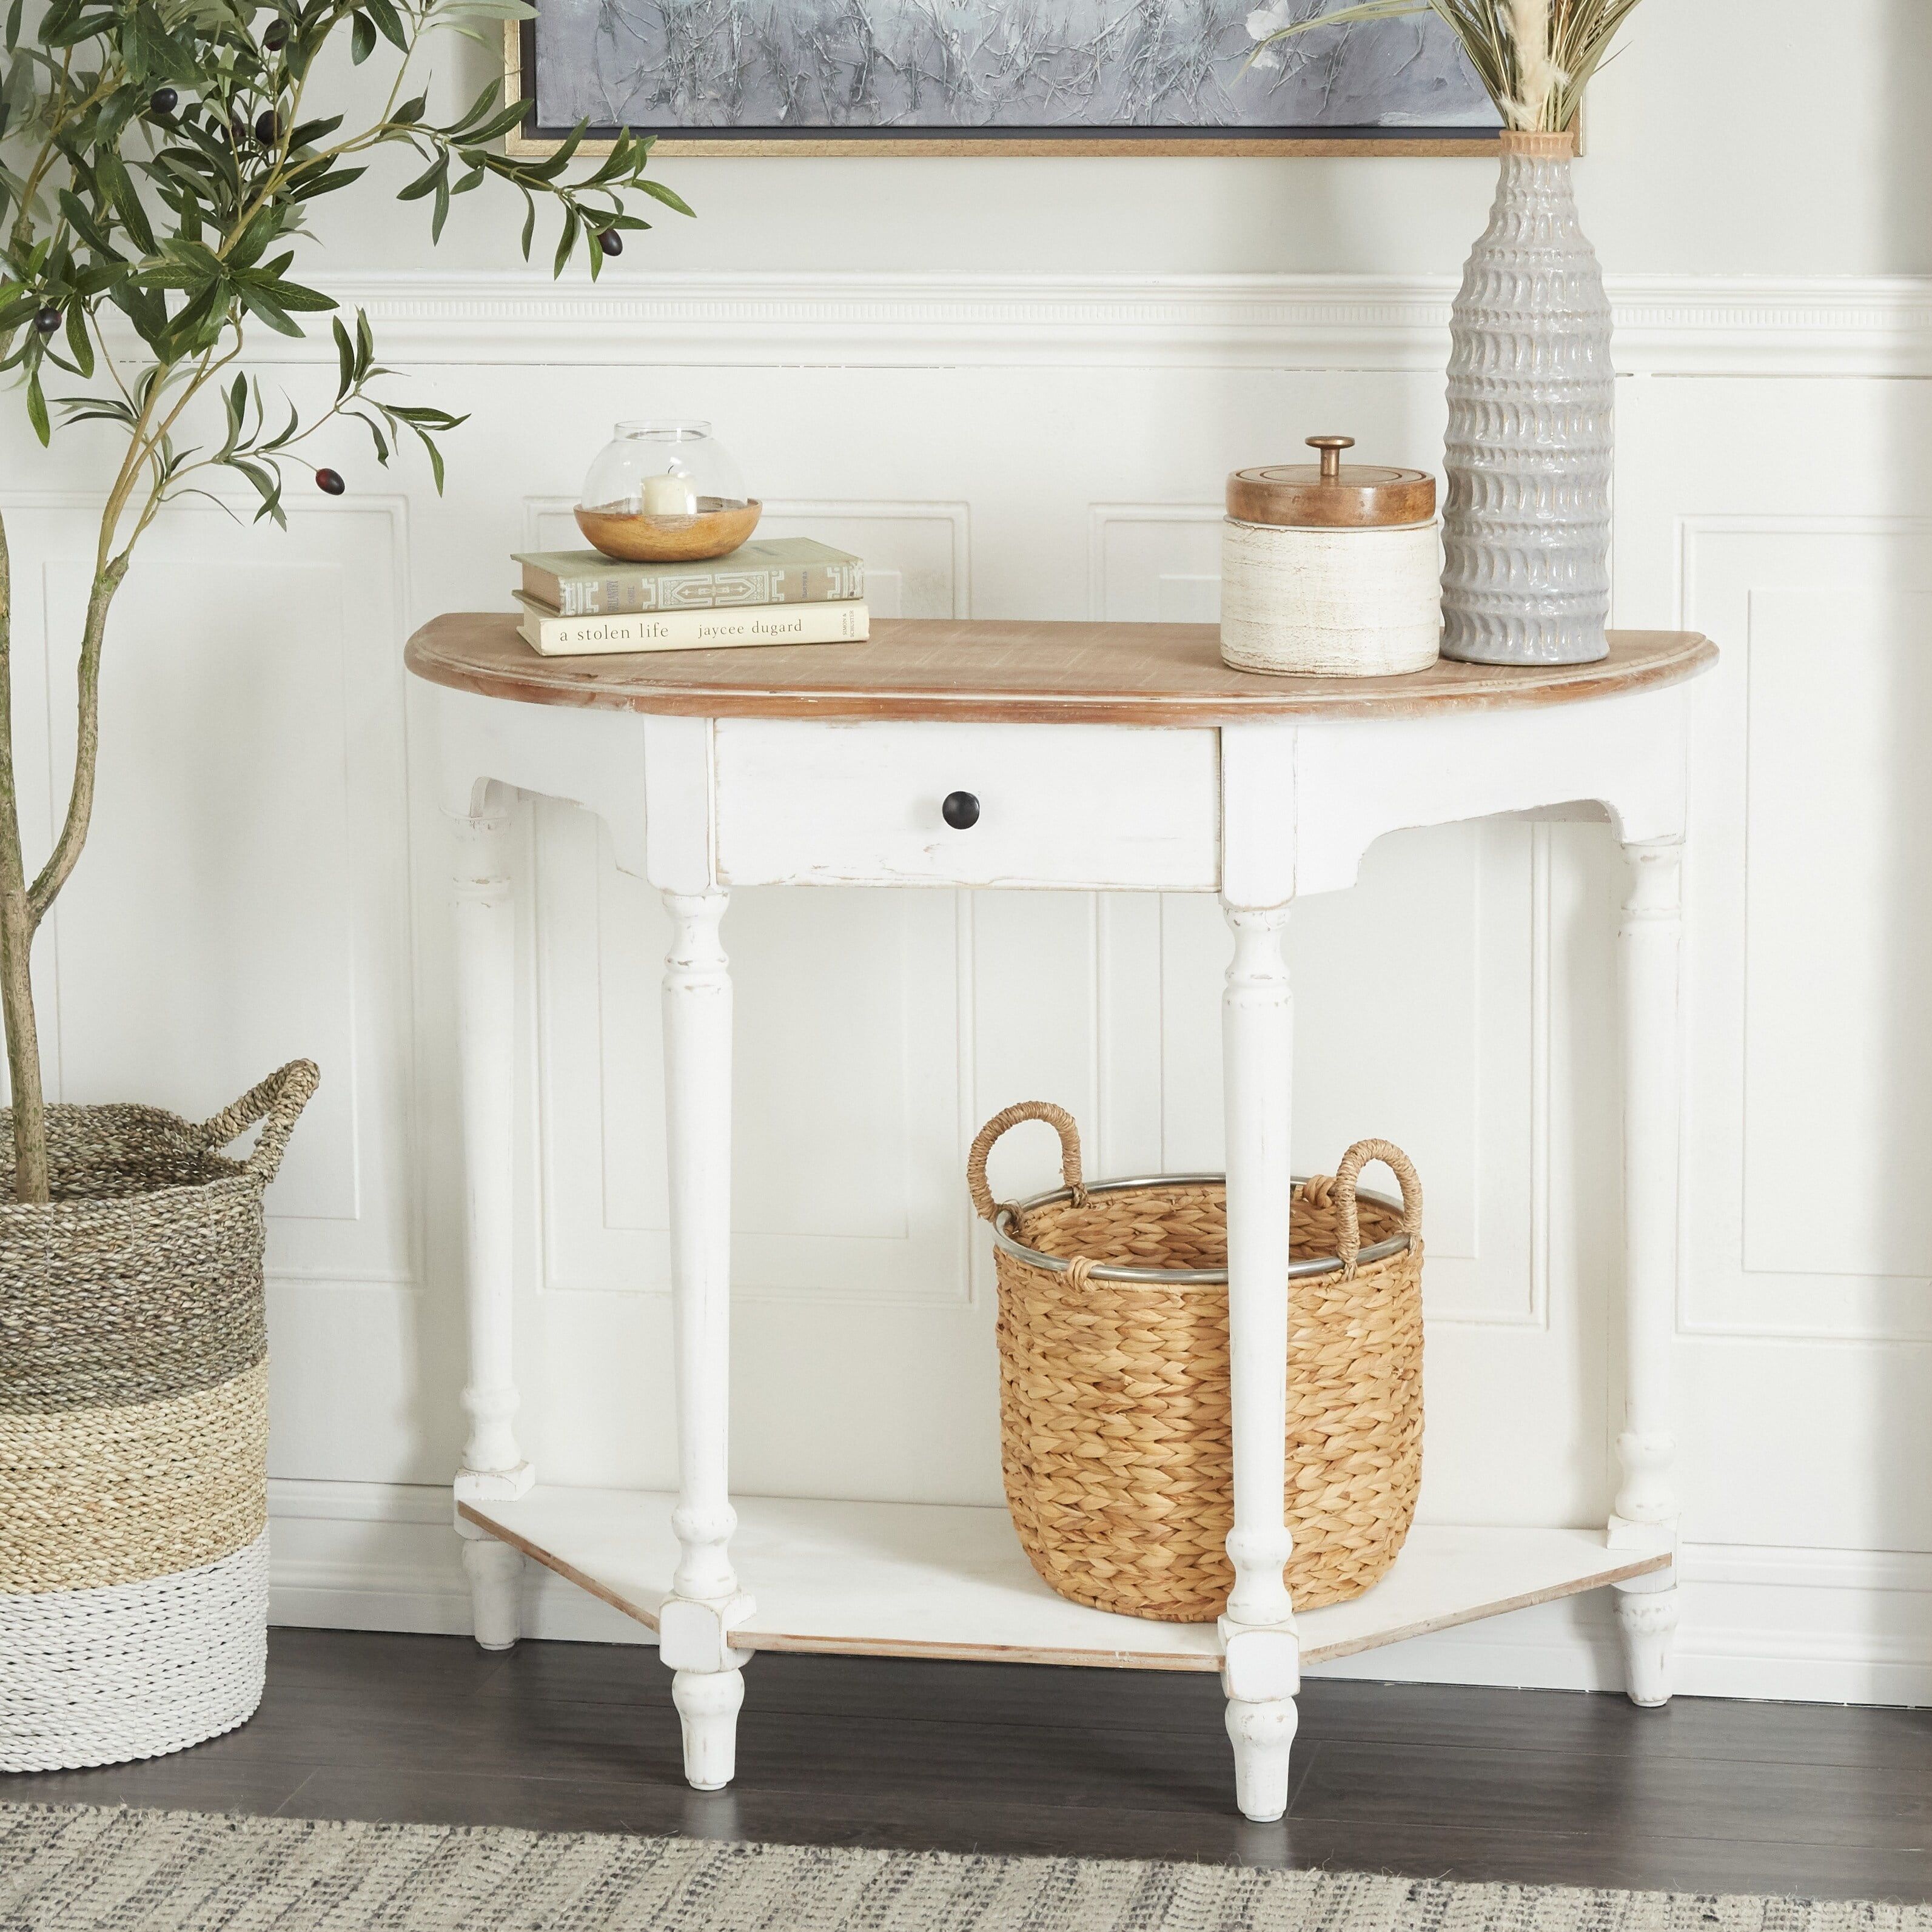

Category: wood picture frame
[502, 15, 1503, 159]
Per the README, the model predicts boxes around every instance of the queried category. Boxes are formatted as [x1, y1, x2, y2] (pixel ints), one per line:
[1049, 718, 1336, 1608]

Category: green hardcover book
[514, 538, 864, 617]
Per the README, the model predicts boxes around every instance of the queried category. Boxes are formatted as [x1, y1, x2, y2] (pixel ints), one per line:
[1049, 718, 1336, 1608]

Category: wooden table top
[405, 615, 1717, 727]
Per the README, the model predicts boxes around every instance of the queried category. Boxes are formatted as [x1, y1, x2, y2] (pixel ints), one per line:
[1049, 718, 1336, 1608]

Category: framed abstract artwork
[505, 1, 1502, 156]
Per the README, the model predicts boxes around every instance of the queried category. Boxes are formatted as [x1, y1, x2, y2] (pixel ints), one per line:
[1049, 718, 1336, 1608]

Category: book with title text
[513, 535, 870, 656]
[515, 591, 869, 656]
[515, 538, 864, 617]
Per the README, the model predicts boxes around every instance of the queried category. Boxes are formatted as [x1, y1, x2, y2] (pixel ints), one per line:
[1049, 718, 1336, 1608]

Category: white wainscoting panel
[4, 495, 426, 1486]
[1091, 505, 1224, 624]
[4, 272, 1930, 1699]
[1743, 582, 1932, 1288]
[1672, 521, 1932, 1346]
[1614, 377, 1932, 1568]
[537, 829, 971, 1307]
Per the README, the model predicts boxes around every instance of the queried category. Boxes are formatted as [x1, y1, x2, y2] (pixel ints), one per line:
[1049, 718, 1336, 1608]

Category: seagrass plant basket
[969, 1102, 1424, 1623]
[0, 1060, 318, 1771]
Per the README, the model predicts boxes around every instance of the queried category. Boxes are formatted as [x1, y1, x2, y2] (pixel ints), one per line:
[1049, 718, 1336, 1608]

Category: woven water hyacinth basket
[0, 1059, 318, 1771]
[969, 1102, 1424, 1624]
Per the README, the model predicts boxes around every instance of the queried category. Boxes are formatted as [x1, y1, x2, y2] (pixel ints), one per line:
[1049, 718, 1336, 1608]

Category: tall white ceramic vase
[1440, 130, 1614, 666]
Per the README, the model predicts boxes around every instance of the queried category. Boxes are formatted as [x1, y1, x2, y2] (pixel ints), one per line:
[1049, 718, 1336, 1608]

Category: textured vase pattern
[1441, 146, 1614, 665]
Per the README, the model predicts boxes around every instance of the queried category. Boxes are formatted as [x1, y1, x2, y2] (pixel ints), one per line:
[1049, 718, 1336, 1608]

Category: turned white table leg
[658, 887, 754, 1790]
[449, 790, 531, 1649]
[461, 1542, 524, 1651]
[1610, 836, 1685, 1706]
[1218, 898, 1301, 1823]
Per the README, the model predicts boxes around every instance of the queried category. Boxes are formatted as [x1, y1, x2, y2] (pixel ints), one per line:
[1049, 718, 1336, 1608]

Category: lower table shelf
[461, 1487, 1669, 1672]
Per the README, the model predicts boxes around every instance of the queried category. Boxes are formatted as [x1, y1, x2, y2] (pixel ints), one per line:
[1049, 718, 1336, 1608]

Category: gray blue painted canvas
[531, 0, 1498, 132]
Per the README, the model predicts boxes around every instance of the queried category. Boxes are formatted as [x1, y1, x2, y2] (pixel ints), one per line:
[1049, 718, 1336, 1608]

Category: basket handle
[967, 1102, 1085, 1223]
[195, 1059, 321, 1186]
[1333, 1138, 1422, 1280]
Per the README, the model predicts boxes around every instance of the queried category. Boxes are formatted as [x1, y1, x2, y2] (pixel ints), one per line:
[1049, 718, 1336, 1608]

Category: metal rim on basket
[990, 1173, 1413, 1284]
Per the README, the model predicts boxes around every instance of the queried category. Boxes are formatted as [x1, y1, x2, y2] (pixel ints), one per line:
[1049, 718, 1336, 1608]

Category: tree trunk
[32, 560, 125, 923]
[0, 513, 49, 1203]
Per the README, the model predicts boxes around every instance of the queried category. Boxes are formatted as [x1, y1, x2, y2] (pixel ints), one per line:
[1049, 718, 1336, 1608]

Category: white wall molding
[269, 1478, 453, 1526]
[209, 271, 1932, 378]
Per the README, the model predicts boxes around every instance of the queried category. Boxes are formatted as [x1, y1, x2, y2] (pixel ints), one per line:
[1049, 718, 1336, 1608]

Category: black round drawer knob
[942, 791, 981, 830]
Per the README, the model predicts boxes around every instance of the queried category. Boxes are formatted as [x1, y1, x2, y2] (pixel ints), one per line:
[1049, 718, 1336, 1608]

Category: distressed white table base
[448, 783, 534, 1649]
[423, 625, 1708, 1819]
[461, 1490, 1668, 1668]
[1605, 836, 1686, 1708]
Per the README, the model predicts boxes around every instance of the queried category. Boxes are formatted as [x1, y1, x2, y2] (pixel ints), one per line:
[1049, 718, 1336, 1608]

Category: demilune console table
[405, 615, 1717, 1822]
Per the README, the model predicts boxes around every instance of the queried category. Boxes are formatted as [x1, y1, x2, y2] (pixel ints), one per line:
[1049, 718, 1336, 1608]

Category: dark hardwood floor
[5, 1629, 1930, 1902]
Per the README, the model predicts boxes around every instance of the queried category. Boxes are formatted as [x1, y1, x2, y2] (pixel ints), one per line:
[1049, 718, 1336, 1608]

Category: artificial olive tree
[0, 0, 686, 1199]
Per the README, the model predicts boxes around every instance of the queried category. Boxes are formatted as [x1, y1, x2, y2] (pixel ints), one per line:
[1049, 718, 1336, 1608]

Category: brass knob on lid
[1307, 434, 1354, 483]
[1226, 436, 1436, 531]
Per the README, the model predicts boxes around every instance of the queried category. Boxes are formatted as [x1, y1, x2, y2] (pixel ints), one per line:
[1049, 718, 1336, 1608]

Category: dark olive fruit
[229, 112, 250, 146]
[597, 228, 623, 257]
[149, 86, 178, 117]
[33, 306, 61, 336]
[263, 18, 288, 49]
[254, 110, 278, 146]
[315, 468, 346, 496]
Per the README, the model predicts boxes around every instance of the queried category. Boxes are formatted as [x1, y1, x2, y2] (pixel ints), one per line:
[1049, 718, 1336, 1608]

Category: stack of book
[512, 538, 868, 657]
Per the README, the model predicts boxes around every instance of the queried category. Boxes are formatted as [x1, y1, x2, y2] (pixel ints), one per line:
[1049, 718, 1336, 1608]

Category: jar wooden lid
[1227, 437, 1437, 529]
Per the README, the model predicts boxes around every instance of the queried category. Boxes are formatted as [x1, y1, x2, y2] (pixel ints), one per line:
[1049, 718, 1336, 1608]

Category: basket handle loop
[967, 1102, 1085, 1223]
[1333, 1138, 1422, 1280]
[195, 1059, 321, 1186]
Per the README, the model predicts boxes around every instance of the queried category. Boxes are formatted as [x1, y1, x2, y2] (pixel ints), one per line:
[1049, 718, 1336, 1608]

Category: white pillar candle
[642, 472, 697, 516]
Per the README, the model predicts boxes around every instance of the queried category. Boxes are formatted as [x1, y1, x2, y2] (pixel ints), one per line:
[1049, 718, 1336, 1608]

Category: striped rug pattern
[2, 1806, 1924, 1932]
[0, 1065, 317, 1773]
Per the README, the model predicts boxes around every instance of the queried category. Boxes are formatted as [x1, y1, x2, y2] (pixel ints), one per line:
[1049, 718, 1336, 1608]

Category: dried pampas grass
[1247, 0, 1646, 133]
[1508, 0, 1563, 129]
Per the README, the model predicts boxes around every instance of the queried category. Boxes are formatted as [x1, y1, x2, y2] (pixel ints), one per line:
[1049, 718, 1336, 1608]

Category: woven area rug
[2, 1805, 1925, 1932]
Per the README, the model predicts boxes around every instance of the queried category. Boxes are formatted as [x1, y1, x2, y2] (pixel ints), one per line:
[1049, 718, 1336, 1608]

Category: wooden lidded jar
[1221, 437, 1441, 677]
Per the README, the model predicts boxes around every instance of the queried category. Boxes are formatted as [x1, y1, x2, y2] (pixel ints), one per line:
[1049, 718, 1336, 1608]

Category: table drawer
[714, 720, 1220, 890]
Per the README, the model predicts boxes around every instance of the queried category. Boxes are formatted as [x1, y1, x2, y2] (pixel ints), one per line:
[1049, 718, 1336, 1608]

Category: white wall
[7, 0, 1932, 1702]
[313, 0, 1932, 280]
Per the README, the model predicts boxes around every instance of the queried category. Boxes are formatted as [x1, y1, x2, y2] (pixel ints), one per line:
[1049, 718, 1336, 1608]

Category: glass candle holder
[576, 419, 761, 562]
